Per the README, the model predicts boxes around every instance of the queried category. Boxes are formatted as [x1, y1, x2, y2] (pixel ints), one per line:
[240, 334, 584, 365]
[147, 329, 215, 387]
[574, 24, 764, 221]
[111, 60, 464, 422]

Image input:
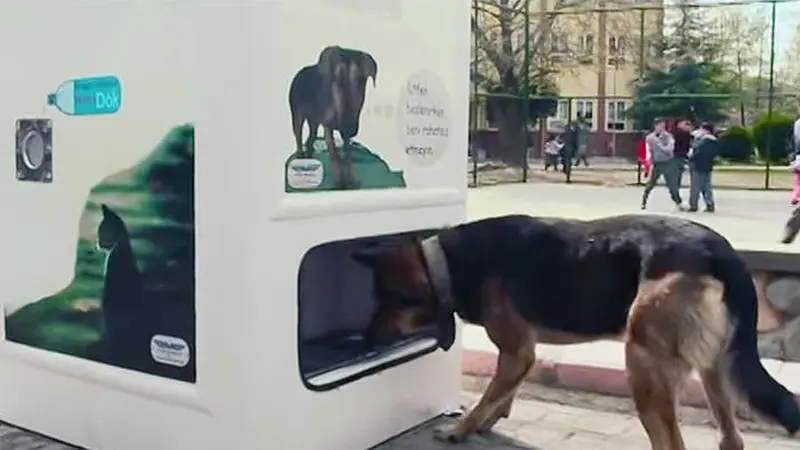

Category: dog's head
[317, 46, 378, 138]
[352, 239, 455, 351]
[782, 207, 800, 244]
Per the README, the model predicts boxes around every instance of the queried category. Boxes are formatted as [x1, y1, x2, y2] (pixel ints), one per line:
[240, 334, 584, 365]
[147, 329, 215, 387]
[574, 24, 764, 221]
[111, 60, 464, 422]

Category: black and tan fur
[353, 214, 800, 449]
[288, 45, 378, 188]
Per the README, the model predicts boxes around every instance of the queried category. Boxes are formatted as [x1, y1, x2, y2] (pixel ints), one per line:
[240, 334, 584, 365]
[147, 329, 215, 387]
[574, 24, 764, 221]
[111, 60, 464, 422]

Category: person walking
[687, 122, 719, 213]
[641, 117, 684, 210]
[574, 113, 591, 167]
[561, 115, 580, 175]
[636, 132, 651, 178]
[791, 106, 800, 205]
[673, 118, 693, 188]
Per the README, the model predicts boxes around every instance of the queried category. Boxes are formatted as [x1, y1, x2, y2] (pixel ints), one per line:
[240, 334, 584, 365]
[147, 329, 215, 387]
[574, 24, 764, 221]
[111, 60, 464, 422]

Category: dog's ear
[356, 52, 378, 87]
[435, 305, 456, 351]
[317, 46, 343, 80]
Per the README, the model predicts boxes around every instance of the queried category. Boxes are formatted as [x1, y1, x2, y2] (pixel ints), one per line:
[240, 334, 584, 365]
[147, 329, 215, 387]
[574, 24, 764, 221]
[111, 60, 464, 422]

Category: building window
[551, 33, 569, 54]
[580, 34, 594, 54]
[552, 99, 569, 121]
[575, 100, 594, 128]
[607, 100, 627, 131]
[577, 34, 594, 64]
[608, 36, 625, 65]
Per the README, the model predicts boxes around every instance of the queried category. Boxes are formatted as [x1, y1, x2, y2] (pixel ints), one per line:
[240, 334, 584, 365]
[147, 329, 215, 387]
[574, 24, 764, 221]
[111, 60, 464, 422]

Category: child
[543, 134, 563, 171]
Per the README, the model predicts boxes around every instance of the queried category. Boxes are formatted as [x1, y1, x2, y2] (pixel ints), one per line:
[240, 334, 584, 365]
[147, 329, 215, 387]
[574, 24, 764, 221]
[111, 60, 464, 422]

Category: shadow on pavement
[374, 416, 540, 450]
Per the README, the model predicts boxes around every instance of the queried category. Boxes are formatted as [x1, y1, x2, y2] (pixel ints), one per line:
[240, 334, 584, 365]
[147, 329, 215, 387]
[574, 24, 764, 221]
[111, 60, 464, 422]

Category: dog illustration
[289, 46, 378, 188]
[352, 214, 800, 448]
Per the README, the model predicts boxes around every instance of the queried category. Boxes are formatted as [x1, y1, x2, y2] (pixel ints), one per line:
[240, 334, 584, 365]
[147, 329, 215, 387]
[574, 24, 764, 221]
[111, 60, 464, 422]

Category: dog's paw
[433, 424, 468, 443]
[476, 422, 497, 435]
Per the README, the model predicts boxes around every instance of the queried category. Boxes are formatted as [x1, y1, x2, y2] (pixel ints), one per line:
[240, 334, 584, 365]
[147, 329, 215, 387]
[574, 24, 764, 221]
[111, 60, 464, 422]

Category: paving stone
[377, 393, 800, 450]
[766, 277, 800, 316]
[782, 315, 800, 362]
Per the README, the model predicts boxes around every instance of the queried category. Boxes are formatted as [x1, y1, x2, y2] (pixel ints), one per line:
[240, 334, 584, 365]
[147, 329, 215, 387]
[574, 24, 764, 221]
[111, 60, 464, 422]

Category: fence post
[764, 0, 777, 190]
[565, 98, 573, 183]
[636, 8, 645, 186]
[471, 0, 479, 187]
[522, 0, 531, 183]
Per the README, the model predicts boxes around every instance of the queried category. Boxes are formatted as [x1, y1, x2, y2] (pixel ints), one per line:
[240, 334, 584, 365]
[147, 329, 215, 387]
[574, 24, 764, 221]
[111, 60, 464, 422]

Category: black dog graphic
[289, 46, 378, 188]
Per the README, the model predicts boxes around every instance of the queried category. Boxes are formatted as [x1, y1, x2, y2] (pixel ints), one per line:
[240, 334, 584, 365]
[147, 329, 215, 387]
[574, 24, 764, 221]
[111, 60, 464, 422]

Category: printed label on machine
[287, 158, 324, 189]
[151, 334, 191, 367]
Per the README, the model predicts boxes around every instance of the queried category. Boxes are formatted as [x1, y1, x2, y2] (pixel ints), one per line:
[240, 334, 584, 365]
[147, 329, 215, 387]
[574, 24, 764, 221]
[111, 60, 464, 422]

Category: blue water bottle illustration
[47, 75, 122, 116]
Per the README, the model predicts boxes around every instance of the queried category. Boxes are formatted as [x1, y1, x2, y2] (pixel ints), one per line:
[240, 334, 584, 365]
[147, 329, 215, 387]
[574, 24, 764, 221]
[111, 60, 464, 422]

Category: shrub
[717, 126, 754, 163]
[752, 114, 795, 164]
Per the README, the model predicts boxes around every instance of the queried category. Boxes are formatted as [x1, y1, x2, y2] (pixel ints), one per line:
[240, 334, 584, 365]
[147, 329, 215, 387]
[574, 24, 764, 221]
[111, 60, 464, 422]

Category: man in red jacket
[636, 134, 651, 178]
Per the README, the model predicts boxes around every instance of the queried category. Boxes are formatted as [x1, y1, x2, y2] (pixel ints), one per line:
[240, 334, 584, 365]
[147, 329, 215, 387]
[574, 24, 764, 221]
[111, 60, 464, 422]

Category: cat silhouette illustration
[95, 204, 151, 371]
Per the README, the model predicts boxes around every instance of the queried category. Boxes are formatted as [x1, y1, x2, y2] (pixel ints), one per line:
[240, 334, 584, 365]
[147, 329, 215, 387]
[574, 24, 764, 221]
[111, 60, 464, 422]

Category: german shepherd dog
[352, 214, 800, 449]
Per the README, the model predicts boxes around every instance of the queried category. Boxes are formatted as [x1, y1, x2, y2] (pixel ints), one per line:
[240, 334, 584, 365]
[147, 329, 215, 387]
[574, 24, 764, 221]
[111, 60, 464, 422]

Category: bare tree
[472, 0, 589, 166]
[711, 5, 770, 125]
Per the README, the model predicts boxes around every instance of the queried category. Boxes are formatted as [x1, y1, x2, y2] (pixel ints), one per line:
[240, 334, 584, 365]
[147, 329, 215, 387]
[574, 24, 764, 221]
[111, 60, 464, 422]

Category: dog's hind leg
[323, 126, 343, 187]
[625, 341, 687, 450]
[701, 362, 744, 450]
[340, 138, 359, 189]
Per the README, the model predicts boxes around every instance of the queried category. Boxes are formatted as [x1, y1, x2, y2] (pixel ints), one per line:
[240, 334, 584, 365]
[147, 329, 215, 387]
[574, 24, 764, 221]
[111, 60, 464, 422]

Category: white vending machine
[0, 1, 469, 449]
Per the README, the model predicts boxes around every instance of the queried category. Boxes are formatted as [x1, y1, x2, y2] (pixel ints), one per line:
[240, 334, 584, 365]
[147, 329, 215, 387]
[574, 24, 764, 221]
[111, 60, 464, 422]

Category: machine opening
[298, 229, 441, 391]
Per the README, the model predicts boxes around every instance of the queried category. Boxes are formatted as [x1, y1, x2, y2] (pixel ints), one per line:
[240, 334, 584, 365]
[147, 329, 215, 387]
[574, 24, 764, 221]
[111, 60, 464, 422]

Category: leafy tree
[718, 125, 754, 162]
[752, 113, 795, 163]
[628, 2, 733, 129]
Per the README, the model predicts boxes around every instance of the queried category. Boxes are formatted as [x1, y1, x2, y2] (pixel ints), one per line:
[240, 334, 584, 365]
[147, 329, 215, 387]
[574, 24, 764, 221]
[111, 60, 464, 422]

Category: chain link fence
[470, 0, 800, 189]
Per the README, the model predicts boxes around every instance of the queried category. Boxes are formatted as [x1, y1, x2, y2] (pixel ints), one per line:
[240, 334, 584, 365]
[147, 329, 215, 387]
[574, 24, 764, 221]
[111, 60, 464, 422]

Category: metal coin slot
[15, 118, 53, 183]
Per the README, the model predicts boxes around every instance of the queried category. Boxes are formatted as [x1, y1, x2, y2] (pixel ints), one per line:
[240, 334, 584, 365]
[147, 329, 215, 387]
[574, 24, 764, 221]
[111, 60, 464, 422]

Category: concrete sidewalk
[378, 381, 800, 449]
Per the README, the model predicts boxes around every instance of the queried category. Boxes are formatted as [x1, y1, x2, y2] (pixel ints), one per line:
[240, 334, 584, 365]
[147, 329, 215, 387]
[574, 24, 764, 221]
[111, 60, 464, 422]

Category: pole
[636, 8, 645, 185]
[566, 98, 573, 183]
[765, 0, 776, 190]
[522, 0, 531, 183]
[471, 0, 479, 187]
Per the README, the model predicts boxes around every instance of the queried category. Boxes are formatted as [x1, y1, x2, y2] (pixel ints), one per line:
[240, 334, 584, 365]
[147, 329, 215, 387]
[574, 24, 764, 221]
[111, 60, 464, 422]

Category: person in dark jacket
[673, 118, 693, 187]
[687, 122, 719, 212]
[561, 113, 582, 175]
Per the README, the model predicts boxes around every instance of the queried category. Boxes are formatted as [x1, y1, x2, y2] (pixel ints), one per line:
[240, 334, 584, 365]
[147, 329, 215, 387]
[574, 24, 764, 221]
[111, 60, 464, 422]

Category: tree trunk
[495, 107, 527, 168]
[736, 52, 746, 126]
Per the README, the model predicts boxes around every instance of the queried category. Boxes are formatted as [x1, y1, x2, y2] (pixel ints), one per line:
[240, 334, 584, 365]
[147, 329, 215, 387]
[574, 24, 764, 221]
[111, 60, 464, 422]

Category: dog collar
[420, 235, 454, 310]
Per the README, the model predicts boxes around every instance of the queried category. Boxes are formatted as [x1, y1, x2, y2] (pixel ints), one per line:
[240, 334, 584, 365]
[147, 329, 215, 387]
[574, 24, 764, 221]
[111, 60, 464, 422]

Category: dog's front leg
[434, 347, 534, 443]
[477, 386, 519, 434]
[323, 127, 343, 187]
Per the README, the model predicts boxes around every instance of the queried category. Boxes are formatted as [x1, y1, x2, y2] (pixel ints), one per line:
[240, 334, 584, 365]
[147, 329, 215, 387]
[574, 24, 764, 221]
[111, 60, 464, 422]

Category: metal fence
[470, 0, 800, 189]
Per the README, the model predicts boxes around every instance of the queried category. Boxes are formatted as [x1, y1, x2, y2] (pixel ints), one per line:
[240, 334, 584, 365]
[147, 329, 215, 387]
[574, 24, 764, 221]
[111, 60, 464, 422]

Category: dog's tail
[712, 246, 800, 434]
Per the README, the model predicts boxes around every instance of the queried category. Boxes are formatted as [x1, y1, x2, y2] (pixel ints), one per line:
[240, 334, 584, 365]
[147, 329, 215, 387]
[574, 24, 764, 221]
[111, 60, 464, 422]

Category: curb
[462, 349, 800, 408]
